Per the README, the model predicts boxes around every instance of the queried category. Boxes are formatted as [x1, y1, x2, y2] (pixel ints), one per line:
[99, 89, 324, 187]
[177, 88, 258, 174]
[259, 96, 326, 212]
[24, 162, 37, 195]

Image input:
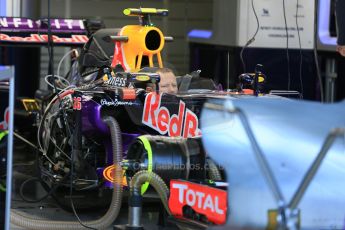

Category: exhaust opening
[145, 30, 161, 51]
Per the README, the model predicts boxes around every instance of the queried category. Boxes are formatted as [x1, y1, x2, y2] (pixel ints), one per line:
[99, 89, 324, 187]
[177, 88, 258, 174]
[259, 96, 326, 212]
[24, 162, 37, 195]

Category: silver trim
[2, 65, 15, 230]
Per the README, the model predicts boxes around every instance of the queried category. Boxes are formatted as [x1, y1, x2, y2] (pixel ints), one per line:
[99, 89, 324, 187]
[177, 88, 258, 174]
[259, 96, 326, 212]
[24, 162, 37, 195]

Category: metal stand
[0, 66, 15, 230]
[325, 58, 337, 103]
[204, 101, 345, 229]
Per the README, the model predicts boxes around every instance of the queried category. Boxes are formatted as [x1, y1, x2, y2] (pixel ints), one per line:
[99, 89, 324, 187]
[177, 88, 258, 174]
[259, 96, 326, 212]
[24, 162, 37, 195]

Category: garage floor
[8, 149, 177, 230]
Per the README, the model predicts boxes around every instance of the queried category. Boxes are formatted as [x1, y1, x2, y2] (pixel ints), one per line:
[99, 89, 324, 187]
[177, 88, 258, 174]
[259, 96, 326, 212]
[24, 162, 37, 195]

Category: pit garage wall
[0, 0, 41, 100]
[38, 0, 212, 82]
[188, 0, 329, 100]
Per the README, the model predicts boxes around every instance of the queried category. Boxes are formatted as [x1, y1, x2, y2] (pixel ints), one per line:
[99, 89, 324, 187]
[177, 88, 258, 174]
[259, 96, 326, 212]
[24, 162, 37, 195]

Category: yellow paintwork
[120, 25, 164, 71]
[135, 75, 151, 81]
[21, 99, 40, 111]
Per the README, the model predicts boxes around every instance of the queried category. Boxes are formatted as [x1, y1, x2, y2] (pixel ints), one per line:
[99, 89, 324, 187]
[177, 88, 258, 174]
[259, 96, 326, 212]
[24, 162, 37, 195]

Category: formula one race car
[34, 22, 229, 224]
[6, 7, 271, 229]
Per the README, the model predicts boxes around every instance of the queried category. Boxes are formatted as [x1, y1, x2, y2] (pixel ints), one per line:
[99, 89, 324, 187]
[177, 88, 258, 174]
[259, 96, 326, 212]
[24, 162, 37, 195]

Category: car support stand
[0, 66, 15, 230]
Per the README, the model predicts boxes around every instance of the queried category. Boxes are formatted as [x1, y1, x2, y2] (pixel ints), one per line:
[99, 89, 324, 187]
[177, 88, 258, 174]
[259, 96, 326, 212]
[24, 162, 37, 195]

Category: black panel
[190, 43, 321, 100]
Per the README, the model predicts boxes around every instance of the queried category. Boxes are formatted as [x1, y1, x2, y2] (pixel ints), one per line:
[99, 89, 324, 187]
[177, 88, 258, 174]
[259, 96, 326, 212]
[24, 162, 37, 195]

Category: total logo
[142, 93, 202, 138]
[169, 180, 227, 225]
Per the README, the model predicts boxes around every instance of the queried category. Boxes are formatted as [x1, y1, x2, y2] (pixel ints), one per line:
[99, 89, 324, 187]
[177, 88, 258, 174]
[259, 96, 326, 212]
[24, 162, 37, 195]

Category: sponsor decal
[0, 17, 36, 29]
[135, 75, 150, 82]
[103, 165, 127, 186]
[0, 17, 85, 32]
[142, 93, 201, 138]
[105, 76, 127, 87]
[73, 97, 82, 110]
[0, 108, 9, 130]
[0, 33, 88, 44]
[169, 180, 227, 225]
[100, 99, 134, 106]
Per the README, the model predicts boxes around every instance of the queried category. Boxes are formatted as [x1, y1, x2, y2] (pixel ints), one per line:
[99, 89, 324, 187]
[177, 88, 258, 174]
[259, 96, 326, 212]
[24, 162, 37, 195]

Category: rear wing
[0, 17, 96, 46]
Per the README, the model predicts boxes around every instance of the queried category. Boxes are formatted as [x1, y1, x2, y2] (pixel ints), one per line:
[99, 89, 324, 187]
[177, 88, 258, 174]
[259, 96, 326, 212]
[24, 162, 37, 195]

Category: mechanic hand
[336, 45, 345, 57]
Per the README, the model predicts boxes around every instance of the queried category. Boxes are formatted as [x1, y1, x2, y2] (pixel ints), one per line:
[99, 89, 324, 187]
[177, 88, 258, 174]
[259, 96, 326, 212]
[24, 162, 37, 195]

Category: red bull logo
[142, 93, 202, 138]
